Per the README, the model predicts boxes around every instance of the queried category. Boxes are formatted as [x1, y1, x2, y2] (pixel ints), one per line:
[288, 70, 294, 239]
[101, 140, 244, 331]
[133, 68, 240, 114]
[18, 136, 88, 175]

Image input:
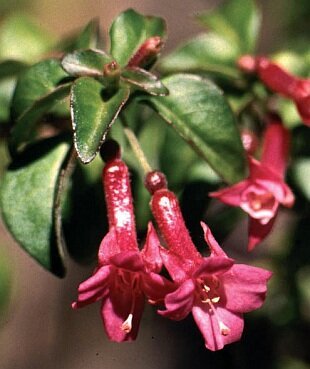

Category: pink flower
[160, 223, 272, 351]
[72, 142, 173, 342]
[238, 55, 310, 126]
[145, 173, 272, 350]
[210, 116, 294, 250]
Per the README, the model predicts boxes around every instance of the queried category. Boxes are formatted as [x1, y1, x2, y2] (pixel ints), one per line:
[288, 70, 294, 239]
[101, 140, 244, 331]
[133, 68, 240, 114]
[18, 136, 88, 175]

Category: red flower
[210, 116, 294, 250]
[145, 173, 272, 350]
[238, 55, 310, 126]
[72, 143, 173, 342]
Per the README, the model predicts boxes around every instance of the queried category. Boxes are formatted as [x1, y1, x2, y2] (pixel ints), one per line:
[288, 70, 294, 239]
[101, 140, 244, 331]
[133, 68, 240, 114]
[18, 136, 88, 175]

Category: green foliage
[71, 77, 130, 163]
[160, 33, 240, 78]
[61, 49, 114, 78]
[0, 14, 54, 63]
[0, 136, 71, 277]
[160, 0, 260, 78]
[109, 8, 166, 67]
[9, 59, 71, 153]
[197, 0, 261, 54]
[141, 74, 247, 184]
[121, 67, 168, 96]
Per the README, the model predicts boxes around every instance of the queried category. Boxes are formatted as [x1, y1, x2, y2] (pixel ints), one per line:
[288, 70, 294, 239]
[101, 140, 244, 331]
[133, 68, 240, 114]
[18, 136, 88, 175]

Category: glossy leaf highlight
[141, 74, 247, 184]
[70, 77, 130, 163]
[0, 137, 71, 277]
[109, 9, 166, 67]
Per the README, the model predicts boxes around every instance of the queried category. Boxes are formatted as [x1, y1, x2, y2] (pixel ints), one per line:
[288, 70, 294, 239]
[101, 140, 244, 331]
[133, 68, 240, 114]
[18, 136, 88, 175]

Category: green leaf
[198, 0, 261, 54]
[11, 58, 70, 120]
[0, 78, 16, 124]
[109, 8, 166, 67]
[61, 49, 113, 77]
[141, 74, 247, 184]
[71, 77, 130, 163]
[121, 67, 169, 96]
[59, 19, 100, 52]
[0, 60, 28, 79]
[0, 136, 72, 277]
[0, 14, 54, 63]
[159, 33, 240, 78]
[10, 83, 71, 154]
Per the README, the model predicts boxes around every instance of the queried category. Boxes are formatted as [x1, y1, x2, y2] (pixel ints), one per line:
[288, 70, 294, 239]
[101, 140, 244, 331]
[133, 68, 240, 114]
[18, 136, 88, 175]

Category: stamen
[121, 313, 133, 333]
[219, 321, 230, 336]
[251, 199, 262, 210]
[203, 284, 210, 292]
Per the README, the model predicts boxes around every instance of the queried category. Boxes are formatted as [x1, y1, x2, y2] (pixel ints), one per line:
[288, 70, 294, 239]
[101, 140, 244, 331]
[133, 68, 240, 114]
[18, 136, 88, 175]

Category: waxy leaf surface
[142, 74, 247, 184]
[121, 67, 168, 96]
[71, 77, 130, 163]
[109, 8, 166, 67]
[10, 83, 71, 153]
[62, 49, 113, 77]
[0, 137, 71, 277]
[11, 58, 70, 120]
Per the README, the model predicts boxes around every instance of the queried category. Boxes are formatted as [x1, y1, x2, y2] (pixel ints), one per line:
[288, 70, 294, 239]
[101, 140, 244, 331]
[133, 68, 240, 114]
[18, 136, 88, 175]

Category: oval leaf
[11, 58, 70, 120]
[159, 33, 240, 79]
[61, 49, 113, 77]
[109, 8, 166, 67]
[71, 77, 130, 163]
[9, 83, 71, 154]
[121, 67, 168, 96]
[140, 73, 247, 184]
[0, 136, 72, 277]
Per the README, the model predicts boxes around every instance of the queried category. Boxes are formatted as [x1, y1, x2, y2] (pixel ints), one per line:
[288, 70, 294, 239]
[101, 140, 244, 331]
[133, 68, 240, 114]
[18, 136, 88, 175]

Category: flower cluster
[72, 142, 173, 342]
[73, 140, 272, 350]
[210, 114, 294, 250]
[238, 55, 310, 126]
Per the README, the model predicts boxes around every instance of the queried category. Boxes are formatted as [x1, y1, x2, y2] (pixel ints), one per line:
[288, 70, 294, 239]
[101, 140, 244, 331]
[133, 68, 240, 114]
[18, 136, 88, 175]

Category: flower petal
[100, 283, 145, 342]
[98, 227, 120, 265]
[221, 264, 272, 313]
[140, 222, 163, 273]
[160, 248, 197, 283]
[76, 266, 111, 293]
[209, 180, 250, 207]
[192, 304, 244, 351]
[295, 96, 310, 126]
[142, 272, 176, 304]
[200, 222, 227, 257]
[260, 118, 290, 178]
[72, 266, 111, 308]
[158, 279, 195, 320]
[248, 215, 276, 251]
[193, 257, 234, 279]
[249, 157, 293, 205]
[109, 250, 144, 271]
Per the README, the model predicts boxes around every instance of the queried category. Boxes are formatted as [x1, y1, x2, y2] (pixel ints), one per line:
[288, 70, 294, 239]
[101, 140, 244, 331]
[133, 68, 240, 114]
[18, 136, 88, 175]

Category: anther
[121, 313, 133, 333]
[219, 321, 230, 336]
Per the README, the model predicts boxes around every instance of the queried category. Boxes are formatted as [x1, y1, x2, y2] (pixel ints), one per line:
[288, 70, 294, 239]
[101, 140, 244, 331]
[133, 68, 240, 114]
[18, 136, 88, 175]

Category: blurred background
[0, 0, 310, 368]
